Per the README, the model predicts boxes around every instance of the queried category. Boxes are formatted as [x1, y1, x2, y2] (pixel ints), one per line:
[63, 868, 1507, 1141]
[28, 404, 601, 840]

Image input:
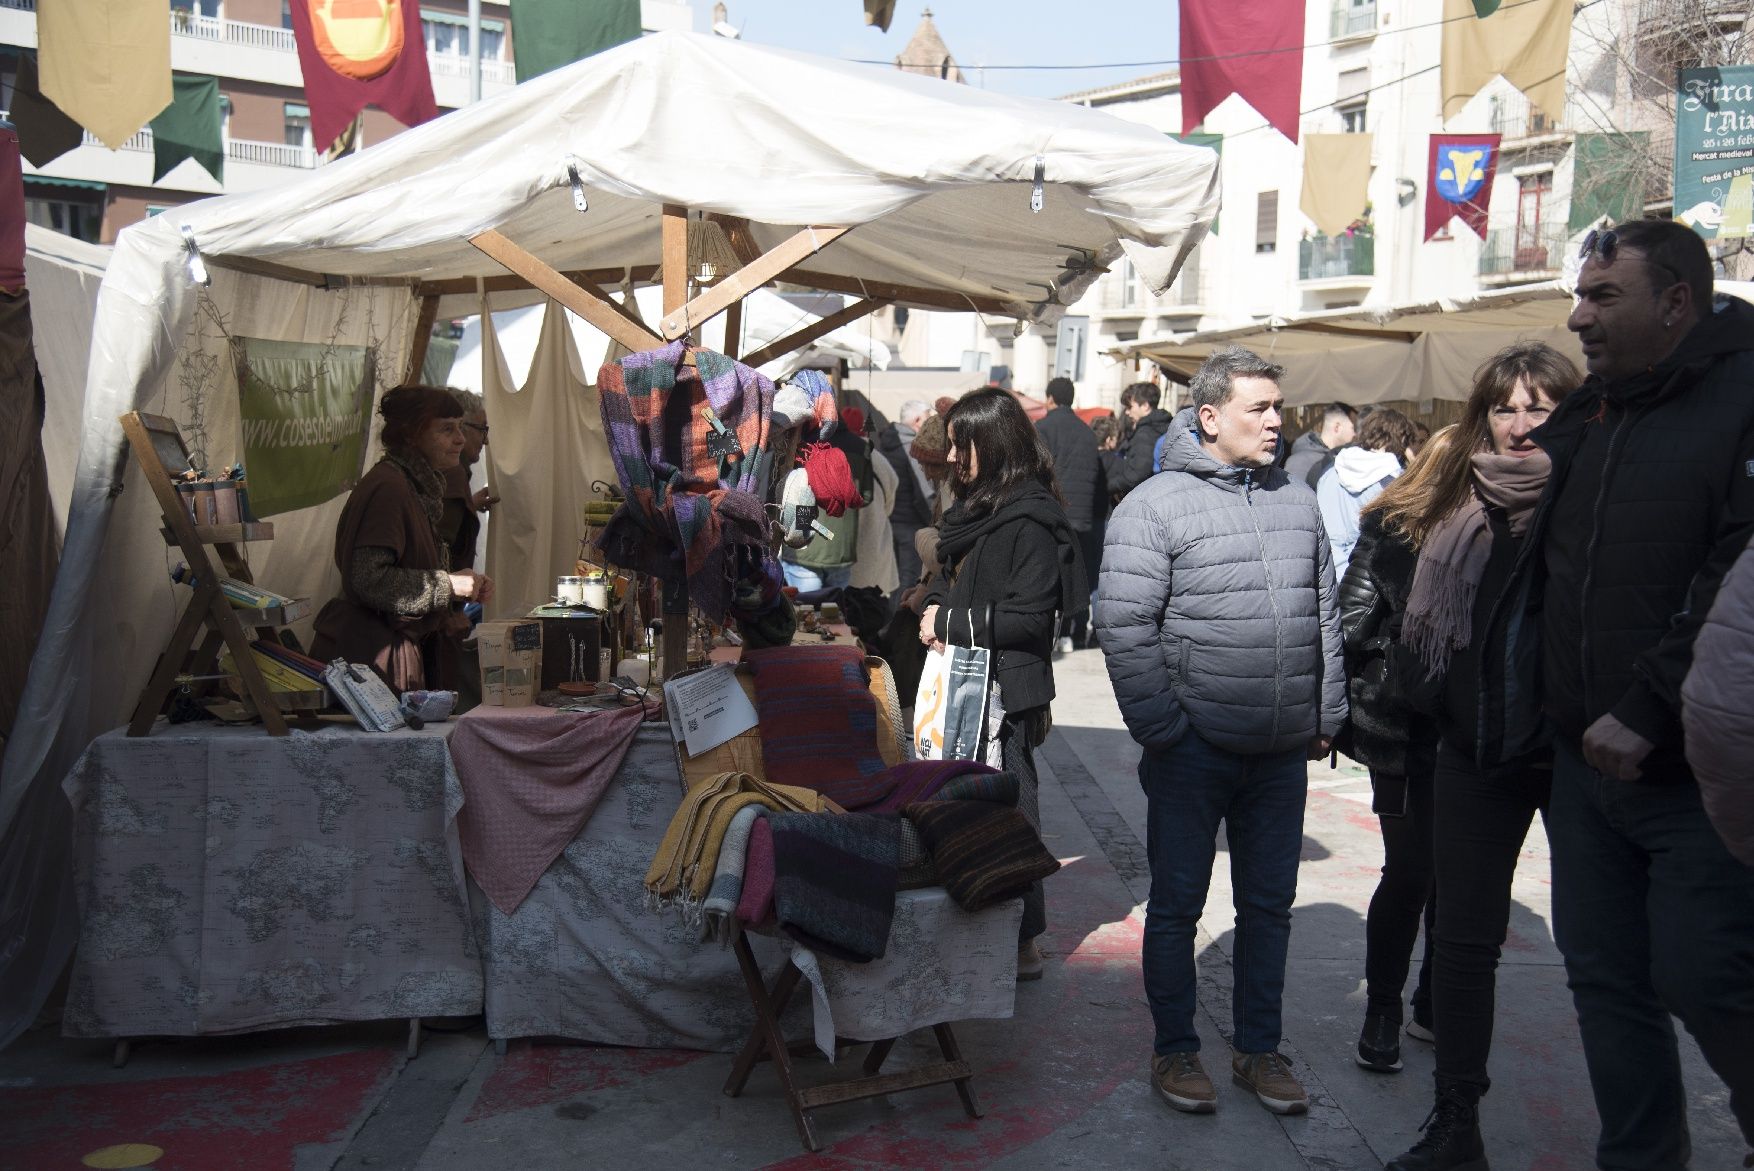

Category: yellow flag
[1440, 0, 1571, 122]
[1301, 134, 1375, 238]
[39, 0, 173, 150]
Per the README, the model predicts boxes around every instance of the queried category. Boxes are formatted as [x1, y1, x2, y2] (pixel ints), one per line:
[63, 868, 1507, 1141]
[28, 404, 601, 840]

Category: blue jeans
[1140, 732, 1307, 1056]
[781, 562, 851, 592]
[1549, 741, 1754, 1169]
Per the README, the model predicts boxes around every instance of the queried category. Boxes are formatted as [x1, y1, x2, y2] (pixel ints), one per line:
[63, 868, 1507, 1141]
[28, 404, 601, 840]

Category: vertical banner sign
[1675, 65, 1754, 241]
[1426, 134, 1501, 240]
[288, 0, 438, 153]
[233, 338, 377, 517]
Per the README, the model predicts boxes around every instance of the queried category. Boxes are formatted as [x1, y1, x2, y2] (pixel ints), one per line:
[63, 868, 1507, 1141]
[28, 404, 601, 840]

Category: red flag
[1181, 0, 1305, 144]
[289, 0, 438, 153]
[1425, 135, 1501, 241]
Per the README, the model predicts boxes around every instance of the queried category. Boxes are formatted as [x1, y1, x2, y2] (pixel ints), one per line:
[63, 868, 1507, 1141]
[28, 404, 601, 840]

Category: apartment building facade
[2, 0, 694, 243]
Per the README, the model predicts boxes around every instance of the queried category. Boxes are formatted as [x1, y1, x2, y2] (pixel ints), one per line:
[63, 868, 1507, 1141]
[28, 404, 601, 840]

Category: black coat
[1337, 513, 1438, 777]
[925, 487, 1085, 713]
[1036, 406, 1106, 532]
[1106, 408, 1173, 499]
[877, 425, 934, 534]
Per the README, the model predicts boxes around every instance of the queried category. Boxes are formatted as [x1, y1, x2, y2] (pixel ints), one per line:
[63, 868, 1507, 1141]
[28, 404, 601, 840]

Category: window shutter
[1256, 191, 1278, 253]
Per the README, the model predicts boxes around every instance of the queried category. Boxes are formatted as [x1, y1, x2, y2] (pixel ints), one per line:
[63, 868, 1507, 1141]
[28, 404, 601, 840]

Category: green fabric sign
[1173, 132, 1223, 234]
[510, 0, 641, 83]
[1471, 0, 1501, 16]
[150, 73, 223, 184]
[1675, 65, 1754, 241]
[234, 338, 376, 517]
[1569, 131, 1650, 231]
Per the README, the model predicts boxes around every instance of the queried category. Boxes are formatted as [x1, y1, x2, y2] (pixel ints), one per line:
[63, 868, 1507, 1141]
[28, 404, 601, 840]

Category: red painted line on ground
[0, 1048, 396, 1171]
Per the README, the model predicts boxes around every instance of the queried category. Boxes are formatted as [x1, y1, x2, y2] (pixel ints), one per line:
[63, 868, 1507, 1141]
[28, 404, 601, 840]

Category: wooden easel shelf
[160, 522, 275, 545]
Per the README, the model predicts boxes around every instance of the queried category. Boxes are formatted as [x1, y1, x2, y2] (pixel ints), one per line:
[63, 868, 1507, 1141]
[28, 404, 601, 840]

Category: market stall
[4, 30, 1219, 1071]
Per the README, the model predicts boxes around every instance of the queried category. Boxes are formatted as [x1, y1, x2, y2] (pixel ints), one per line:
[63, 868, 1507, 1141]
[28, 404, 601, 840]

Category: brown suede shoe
[1151, 1052, 1217, 1114]
[1231, 1050, 1310, 1115]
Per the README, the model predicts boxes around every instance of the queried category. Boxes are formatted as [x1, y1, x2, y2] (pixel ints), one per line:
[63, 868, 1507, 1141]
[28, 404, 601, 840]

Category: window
[1256, 191, 1278, 253]
[1339, 103, 1367, 133]
[26, 198, 102, 243]
[1120, 258, 1138, 308]
[284, 102, 311, 150]
[421, 13, 508, 60]
[281, 0, 292, 29]
[1515, 170, 1554, 268]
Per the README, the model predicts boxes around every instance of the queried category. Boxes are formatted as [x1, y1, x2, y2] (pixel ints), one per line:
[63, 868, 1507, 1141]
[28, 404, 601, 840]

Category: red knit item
[800, 442, 862, 516]
[842, 406, 867, 436]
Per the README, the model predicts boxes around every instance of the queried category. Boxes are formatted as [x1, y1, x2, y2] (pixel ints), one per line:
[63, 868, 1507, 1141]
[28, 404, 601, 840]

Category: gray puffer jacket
[1095, 410, 1347, 755]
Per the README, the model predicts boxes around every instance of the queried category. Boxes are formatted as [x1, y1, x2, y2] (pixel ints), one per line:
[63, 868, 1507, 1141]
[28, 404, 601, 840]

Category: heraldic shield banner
[1426, 134, 1501, 241]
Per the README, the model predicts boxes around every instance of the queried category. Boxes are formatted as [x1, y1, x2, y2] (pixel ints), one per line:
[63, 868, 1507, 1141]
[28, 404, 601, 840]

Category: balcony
[427, 53, 517, 86]
[1479, 221, 1572, 281]
[1299, 233, 1375, 281]
[1330, 0, 1377, 39]
[1489, 92, 1569, 144]
[79, 128, 316, 169]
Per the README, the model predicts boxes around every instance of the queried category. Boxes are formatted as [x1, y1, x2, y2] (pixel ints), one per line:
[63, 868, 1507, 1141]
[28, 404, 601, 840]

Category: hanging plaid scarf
[384, 449, 451, 565]
[595, 341, 779, 623]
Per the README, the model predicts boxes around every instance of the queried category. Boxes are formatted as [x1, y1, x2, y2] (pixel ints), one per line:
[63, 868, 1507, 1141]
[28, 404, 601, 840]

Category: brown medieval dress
[311, 454, 453, 693]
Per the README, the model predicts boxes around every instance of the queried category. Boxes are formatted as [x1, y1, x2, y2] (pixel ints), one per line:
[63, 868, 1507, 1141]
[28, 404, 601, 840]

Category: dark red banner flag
[1425, 134, 1501, 241]
[289, 0, 438, 153]
[1180, 0, 1305, 144]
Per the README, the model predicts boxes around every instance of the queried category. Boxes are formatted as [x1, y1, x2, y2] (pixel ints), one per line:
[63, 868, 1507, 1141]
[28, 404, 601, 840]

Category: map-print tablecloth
[473, 724, 1020, 1055]
[62, 722, 481, 1038]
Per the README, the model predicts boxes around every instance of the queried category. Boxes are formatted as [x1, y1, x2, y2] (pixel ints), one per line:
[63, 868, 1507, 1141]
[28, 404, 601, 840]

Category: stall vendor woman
[311, 385, 495, 692]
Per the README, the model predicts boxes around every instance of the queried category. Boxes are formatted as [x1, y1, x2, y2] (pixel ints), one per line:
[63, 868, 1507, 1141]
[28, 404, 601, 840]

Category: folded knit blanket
[743, 645, 883, 793]
[644, 772, 833, 926]
[702, 805, 762, 943]
[902, 800, 1061, 912]
[934, 770, 1021, 807]
[736, 814, 776, 926]
[860, 759, 997, 814]
[770, 811, 901, 964]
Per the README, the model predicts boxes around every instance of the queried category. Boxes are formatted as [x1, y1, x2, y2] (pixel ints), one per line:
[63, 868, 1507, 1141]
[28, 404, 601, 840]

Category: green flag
[510, 0, 641, 84]
[1471, 0, 1501, 15]
[150, 73, 223, 184]
[233, 338, 376, 517]
[1569, 131, 1650, 231]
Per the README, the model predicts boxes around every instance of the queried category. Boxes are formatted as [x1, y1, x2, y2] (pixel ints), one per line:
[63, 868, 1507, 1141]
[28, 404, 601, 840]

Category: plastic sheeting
[1, 30, 1220, 1047]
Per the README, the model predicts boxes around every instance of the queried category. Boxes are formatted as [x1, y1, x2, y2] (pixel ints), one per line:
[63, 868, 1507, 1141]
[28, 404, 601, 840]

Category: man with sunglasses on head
[1502, 219, 1754, 1171]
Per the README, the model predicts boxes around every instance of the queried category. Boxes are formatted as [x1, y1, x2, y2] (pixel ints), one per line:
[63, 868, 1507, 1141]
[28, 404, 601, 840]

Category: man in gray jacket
[1096, 345, 1346, 1120]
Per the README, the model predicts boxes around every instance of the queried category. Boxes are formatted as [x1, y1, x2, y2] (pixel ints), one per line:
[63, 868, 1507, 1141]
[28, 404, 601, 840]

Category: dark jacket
[877, 424, 933, 535]
[1529, 296, 1754, 783]
[925, 485, 1086, 713]
[1106, 408, 1172, 499]
[1036, 406, 1106, 532]
[1095, 409, 1347, 755]
[1283, 430, 1332, 489]
[1337, 513, 1438, 778]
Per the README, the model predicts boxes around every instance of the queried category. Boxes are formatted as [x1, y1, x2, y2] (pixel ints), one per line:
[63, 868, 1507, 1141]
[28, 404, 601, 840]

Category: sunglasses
[1578, 228, 1684, 288]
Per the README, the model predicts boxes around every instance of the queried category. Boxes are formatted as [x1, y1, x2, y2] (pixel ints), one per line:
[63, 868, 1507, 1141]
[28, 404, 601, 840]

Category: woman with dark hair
[1381, 342, 1582, 1171]
[312, 385, 495, 693]
[917, 386, 1088, 980]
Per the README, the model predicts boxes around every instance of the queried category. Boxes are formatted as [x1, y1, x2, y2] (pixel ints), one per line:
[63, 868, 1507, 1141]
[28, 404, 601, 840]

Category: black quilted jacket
[1337, 514, 1439, 777]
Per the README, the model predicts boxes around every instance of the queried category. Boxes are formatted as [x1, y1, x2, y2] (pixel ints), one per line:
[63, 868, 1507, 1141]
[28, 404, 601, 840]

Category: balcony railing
[1299, 233, 1375, 280]
[79, 128, 316, 169]
[1331, 0, 1377, 38]
[1488, 91, 1568, 140]
[427, 54, 517, 84]
[0, 0, 36, 11]
[1480, 222, 1572, 277]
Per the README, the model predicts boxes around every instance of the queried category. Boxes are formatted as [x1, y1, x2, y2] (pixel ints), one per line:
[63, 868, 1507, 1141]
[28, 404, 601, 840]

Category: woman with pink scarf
[1381, 342, 1581, 1171]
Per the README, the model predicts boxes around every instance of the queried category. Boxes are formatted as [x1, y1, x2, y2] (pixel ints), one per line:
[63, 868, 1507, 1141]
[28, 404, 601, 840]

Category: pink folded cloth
[451, 702, 647, 915]
[735, 814, 776, 925]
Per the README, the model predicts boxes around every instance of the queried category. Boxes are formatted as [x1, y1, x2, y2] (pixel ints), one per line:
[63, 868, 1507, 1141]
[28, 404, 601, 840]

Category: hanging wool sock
[801, 442, 861, 517]
[771, 381, 815, 431]
[778, 466, 817, 548]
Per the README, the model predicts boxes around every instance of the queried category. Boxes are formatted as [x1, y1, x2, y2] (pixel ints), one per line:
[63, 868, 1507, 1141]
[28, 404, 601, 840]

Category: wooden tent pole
[658, 225, 852, 340]
[468, 230, 661, 352]
[660, 204, 691, 681]
[404, 295, 440, 385]
[739, 298, 887, 371]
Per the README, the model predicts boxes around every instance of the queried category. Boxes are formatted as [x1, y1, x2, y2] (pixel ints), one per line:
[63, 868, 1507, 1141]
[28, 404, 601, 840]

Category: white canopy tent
[0, 30, 1219, 1045]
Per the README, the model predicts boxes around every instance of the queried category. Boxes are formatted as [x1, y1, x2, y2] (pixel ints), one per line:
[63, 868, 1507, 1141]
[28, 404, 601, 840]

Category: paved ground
[2, 646, 1745, 1170]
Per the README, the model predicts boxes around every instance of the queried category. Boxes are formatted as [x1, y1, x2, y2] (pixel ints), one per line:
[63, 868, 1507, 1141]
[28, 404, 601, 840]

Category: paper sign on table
[663, 664, 759, 757]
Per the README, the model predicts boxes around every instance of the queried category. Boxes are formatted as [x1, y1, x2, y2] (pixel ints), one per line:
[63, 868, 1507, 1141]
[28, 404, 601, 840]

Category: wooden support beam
[722, 298, 743, 361]
[404, 295, 440, 385]
[660, 225, 852, 340]
[416, 266, 661, 298]
[738, 297, 886, 370]
[662, 204, 689, 317]
[468, 230, 661, 354]
[777, 268, 1016, 316]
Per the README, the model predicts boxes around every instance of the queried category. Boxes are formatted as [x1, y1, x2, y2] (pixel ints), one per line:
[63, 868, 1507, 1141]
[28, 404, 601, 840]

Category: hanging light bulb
[696, 260, 717, 284]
